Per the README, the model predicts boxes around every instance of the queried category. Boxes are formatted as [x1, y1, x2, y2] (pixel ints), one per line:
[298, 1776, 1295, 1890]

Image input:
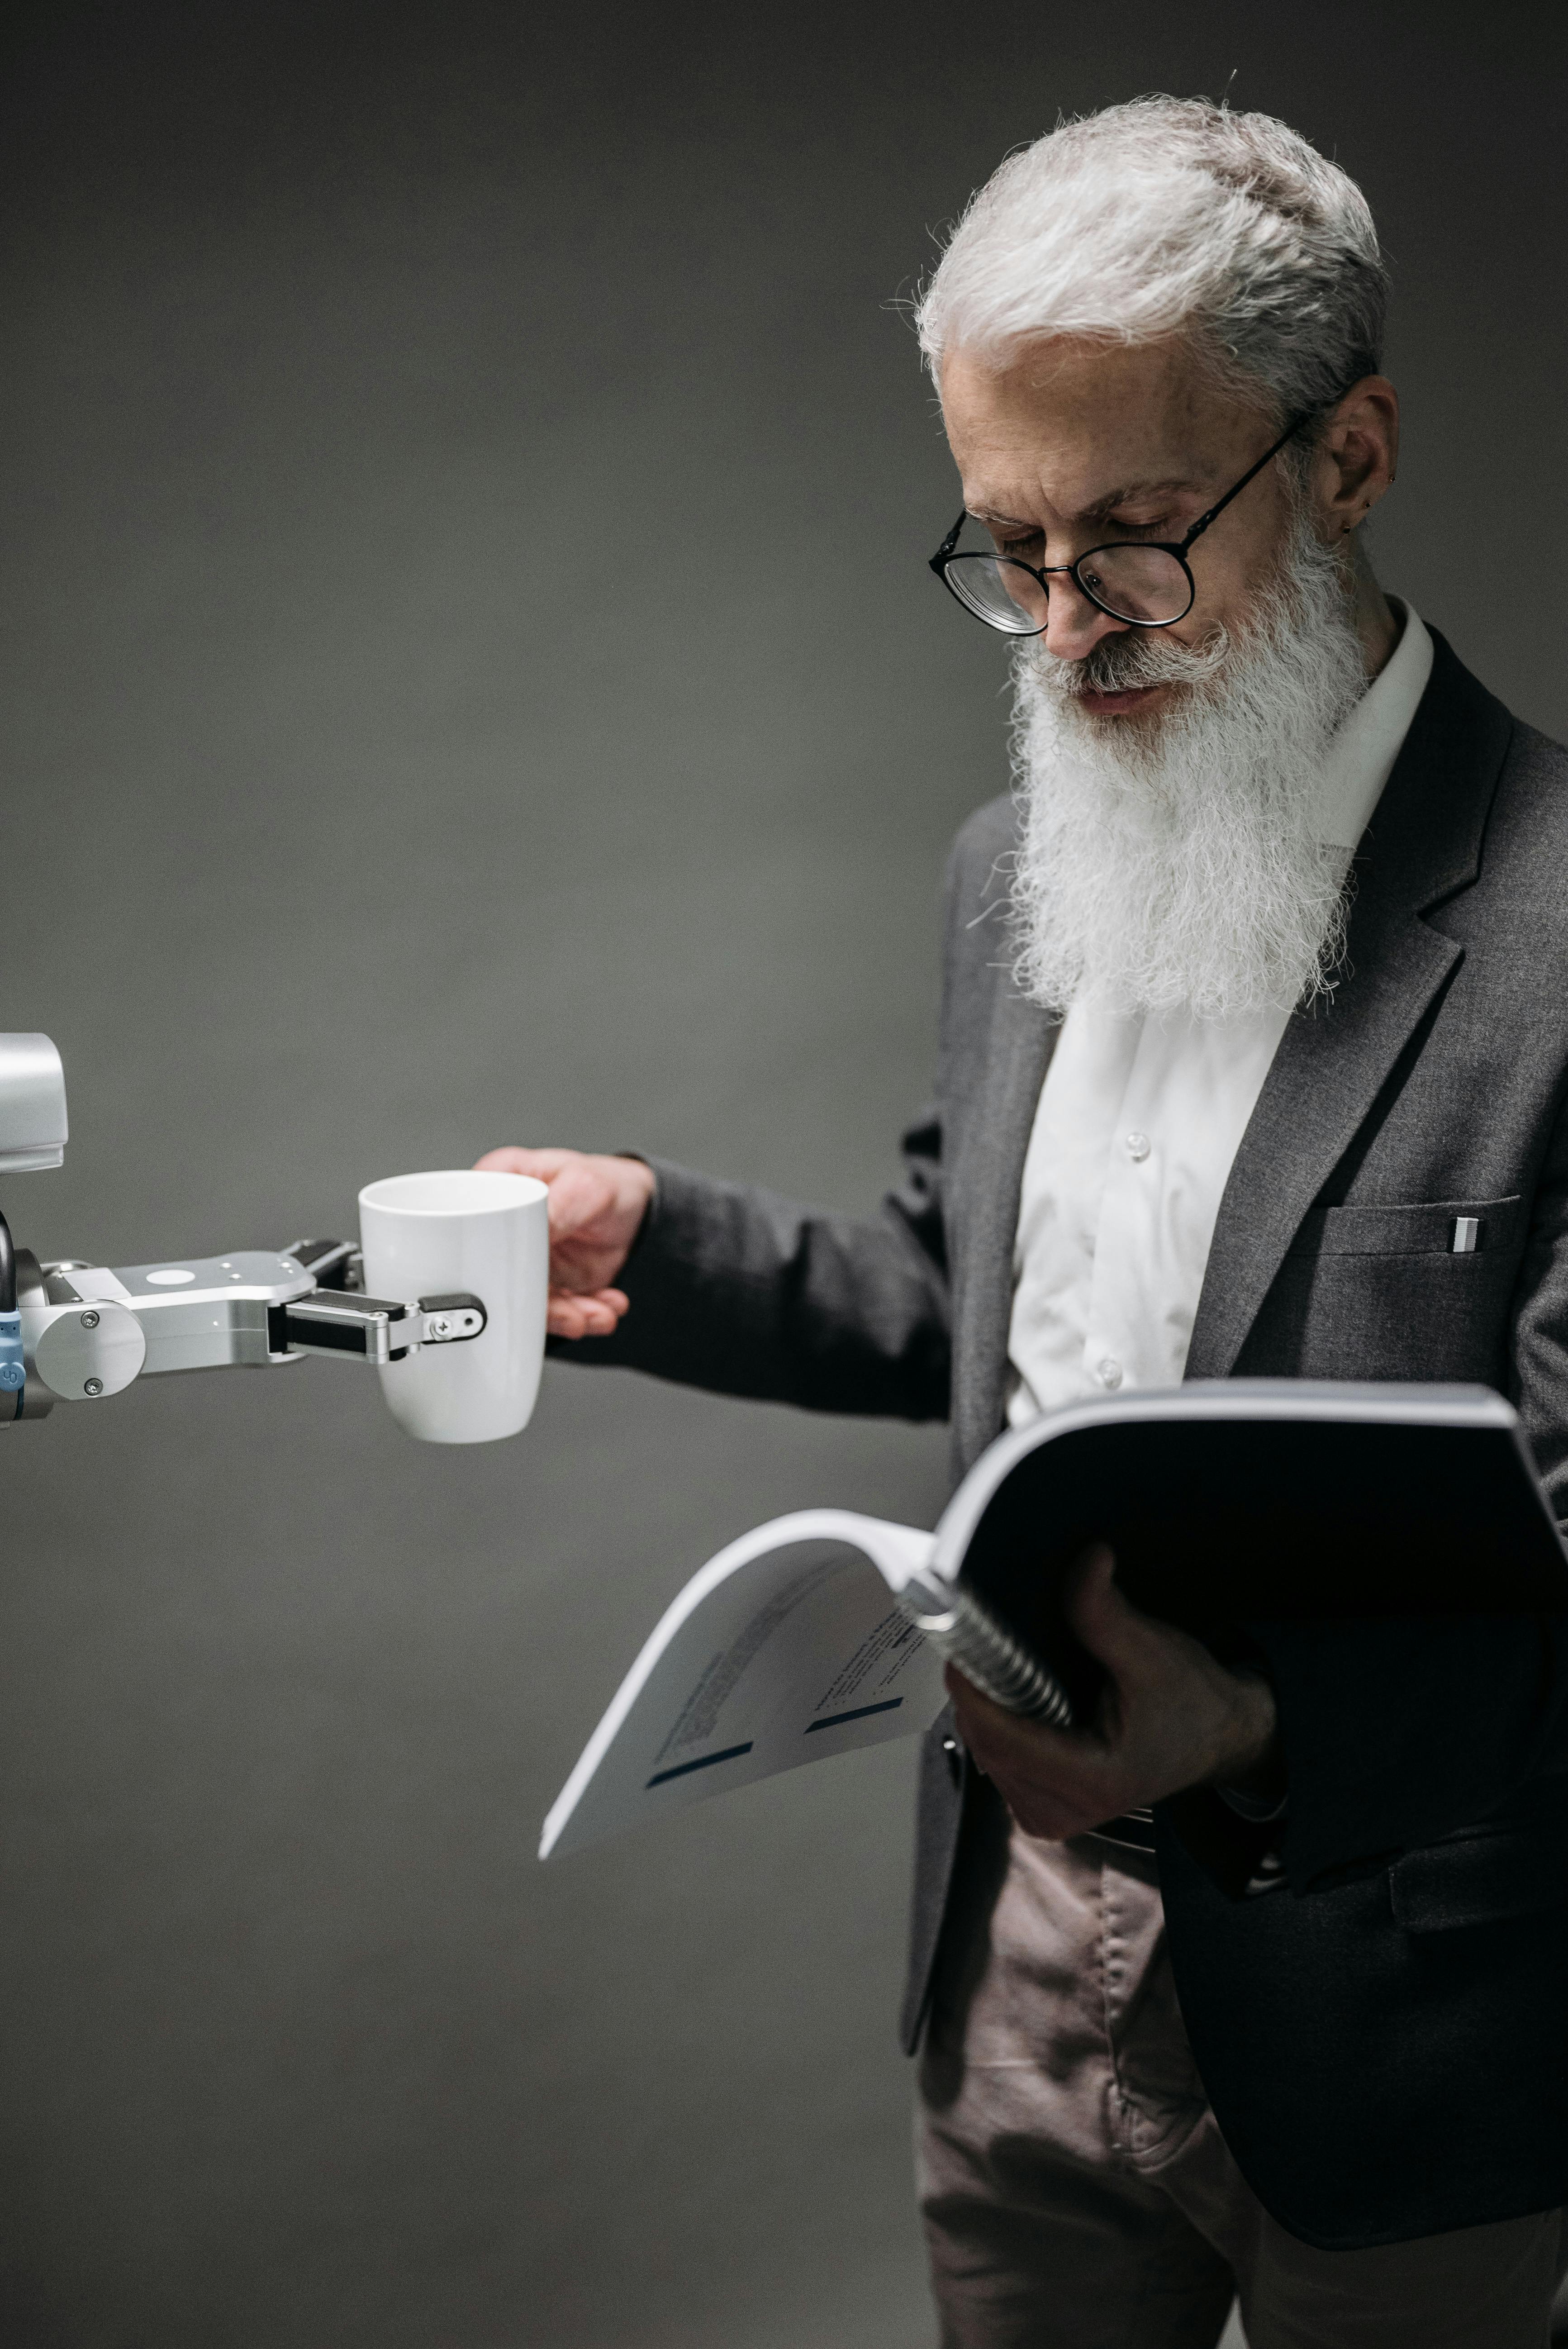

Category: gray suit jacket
[564, 631, 1568, 2248]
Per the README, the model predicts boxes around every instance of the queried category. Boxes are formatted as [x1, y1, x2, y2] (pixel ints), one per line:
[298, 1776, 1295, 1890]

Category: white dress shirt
[1005, 602, 1434, 1427]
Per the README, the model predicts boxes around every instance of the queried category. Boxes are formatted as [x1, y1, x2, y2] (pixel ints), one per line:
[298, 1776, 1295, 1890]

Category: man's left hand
[946, 1545, 1281, 1840]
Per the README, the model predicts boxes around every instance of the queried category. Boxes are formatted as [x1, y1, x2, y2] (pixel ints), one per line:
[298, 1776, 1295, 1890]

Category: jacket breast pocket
[1249, 1196, 1527, 1382]
[1288, 1194, 1526, 1262]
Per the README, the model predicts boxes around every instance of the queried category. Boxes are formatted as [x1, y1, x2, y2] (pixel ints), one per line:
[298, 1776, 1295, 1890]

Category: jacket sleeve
[1230, 1091, 1568, 1895]
[546, 1113, 951, 1420]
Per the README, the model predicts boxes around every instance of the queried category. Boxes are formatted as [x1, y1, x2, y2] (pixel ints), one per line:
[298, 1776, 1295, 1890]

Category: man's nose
[1042, 572, 1131, 665]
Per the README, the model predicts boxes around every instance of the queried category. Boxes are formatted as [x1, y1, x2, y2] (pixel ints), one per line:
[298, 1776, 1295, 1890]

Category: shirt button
[1097, 1356, 1123, 1389]
[1125, 1131, 1151, 1162]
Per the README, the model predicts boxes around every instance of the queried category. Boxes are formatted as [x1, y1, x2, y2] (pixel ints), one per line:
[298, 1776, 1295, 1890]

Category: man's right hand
[471, 1147, 656, 1341]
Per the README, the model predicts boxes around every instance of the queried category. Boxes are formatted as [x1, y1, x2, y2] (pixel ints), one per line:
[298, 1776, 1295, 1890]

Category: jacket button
[942, 1734, 962, 1784]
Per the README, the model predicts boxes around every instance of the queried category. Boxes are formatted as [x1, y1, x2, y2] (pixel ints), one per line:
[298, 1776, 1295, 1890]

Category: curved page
[540, 1509, 942, 1860]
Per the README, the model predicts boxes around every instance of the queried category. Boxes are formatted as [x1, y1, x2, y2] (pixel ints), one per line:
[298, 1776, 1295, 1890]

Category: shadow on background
[0, 3, 1564, 2342]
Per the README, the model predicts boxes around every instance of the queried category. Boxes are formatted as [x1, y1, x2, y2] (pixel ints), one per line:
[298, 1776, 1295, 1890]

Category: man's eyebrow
[969, 477, 1199, 530]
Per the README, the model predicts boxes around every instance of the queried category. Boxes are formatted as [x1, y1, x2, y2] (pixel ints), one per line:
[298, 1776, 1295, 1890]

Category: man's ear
[1311, 375, 1399, 541]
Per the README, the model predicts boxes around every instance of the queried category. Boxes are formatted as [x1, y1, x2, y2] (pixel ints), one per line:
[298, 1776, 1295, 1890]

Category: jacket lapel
[951, 982, 1057, 1470]
[1186, 631, 1514, 1380]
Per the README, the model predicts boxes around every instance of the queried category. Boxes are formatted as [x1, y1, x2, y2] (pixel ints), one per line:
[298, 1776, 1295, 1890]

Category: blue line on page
[804, 1698, 905, 1734]
[646, 1742, 755, 1788]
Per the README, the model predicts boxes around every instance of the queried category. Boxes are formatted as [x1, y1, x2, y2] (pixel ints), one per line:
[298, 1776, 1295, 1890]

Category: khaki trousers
[917, 1829, 1565, 2349]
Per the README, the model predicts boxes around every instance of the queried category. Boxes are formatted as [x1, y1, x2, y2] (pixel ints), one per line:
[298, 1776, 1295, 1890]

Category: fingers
[1063, 1544, 1169, 1682]
[943, 1663, 1122, 1841]
[1061, 1544, 1121, 1643]
[471, 1149, 651, 1262]
[474, 1146, 576, 1179]
[944, 1661, 1019, 1745]
[944, 1664, 1079, 1777]
[546, 1287, 630, 1341]
[475, 1149, 612, 1247]
[471, 1151, 647, 1339]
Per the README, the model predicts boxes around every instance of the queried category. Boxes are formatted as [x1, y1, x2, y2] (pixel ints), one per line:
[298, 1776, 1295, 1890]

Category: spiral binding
[898, 1572, 1075, 1729]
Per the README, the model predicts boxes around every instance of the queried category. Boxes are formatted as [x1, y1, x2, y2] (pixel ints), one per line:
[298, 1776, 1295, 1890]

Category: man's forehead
[967, 471, 1199, 530]
[941, 337, 1249, 521]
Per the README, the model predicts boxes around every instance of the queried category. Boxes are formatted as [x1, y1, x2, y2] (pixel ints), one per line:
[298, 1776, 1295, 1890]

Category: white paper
[540, 1509, 944, 1859]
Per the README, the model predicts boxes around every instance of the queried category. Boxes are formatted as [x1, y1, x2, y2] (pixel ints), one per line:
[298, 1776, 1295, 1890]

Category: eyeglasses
[928, 415, 1305, 635]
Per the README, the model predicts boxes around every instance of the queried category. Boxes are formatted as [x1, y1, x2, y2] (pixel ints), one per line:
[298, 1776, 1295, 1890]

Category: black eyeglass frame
[928, 413, 1308, 634]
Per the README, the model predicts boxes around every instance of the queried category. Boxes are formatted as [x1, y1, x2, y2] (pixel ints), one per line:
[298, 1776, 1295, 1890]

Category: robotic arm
[0, 1035, 485, 1424]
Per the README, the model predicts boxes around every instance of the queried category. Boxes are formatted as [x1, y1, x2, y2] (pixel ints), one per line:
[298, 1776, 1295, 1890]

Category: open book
[540, 1379, 1568, 1861]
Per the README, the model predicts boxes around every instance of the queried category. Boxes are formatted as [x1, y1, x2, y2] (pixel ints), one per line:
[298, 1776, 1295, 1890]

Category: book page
[541, 1509, 944, 1860]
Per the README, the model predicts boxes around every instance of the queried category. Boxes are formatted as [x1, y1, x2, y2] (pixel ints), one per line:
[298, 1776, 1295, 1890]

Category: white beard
[1008, 526, 1368, 1021]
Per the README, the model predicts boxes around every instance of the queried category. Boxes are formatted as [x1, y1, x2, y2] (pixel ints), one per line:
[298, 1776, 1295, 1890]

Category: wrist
[1213, 1671, 1284, 1801]
[612, 1154, 657, 1229]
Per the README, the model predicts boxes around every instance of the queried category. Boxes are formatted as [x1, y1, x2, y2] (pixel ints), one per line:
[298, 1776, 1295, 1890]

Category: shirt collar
[1316, 597, 1434, 856]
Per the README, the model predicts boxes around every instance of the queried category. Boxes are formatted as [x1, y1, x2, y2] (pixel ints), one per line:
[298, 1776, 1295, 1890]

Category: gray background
[0, 4, 1564, 2343]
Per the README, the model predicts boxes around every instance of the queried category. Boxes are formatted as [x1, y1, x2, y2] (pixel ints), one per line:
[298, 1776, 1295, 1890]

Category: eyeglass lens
[944, 543, 1193, 632]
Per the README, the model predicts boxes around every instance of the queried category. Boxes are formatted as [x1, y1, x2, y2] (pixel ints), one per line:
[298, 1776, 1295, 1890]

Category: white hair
[916, 97, 1387, 427]
[1008, 514, 1367, 1020]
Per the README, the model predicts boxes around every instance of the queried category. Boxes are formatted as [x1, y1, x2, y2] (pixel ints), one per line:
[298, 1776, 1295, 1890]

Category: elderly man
[484, 100, 1568, 2347]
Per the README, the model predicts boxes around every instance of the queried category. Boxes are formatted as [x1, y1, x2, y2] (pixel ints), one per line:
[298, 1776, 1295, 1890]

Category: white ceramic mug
[358, 1169, 549, 1444]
